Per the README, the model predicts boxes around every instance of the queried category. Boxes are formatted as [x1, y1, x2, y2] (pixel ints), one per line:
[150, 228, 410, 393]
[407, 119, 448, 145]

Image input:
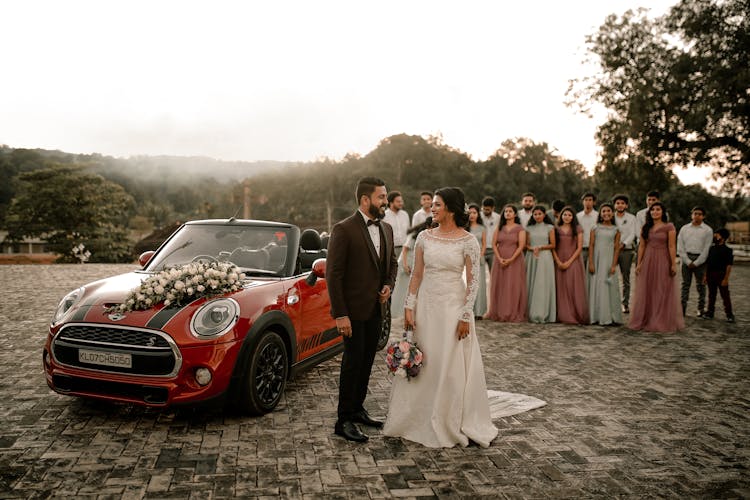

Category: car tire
[238, 330, 288, 415]
[377, 301, 391, 351]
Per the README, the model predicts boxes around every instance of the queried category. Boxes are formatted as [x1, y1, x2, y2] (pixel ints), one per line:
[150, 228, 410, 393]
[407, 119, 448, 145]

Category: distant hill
[0, 146, 299, 182]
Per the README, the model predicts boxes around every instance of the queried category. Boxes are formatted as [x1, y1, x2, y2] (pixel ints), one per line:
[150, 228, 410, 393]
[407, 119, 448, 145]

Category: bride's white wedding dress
[383, 229, 499, 448]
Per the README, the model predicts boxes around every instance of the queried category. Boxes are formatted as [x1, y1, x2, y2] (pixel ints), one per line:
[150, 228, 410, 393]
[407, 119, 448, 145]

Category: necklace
[435, 226, 461, 236]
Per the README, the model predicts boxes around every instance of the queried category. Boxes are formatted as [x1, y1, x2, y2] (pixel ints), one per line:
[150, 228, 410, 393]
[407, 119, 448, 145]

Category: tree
[5, 165, 135, 262]
[567, 0, 750, 194]
[483, 138, 593, 208]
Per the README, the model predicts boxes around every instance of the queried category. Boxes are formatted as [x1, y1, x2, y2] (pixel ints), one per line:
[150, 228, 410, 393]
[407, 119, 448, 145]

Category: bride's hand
[404, 309, 416, 330]
[457, 320, 469, 340]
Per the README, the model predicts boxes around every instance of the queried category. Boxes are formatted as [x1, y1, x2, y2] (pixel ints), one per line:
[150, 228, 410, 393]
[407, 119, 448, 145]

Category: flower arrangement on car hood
[110, 261, 246, 313]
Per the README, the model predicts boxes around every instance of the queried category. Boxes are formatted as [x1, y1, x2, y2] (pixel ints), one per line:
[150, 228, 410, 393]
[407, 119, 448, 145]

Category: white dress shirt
[480, 211, 501, 250]
[518, 209, 533, 227]
[359, 210, 381, 257]
[614, 211, 637, 249]
[411, 208, 430, 228]
[577, 209, 599, 248]
[383, 208, 409, 247]
[677, 222, 713, 266]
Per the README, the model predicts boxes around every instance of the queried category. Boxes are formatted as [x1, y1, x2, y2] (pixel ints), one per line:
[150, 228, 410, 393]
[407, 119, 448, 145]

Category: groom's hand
[335, 316, 352, 338]
[378, 285, 391, 304]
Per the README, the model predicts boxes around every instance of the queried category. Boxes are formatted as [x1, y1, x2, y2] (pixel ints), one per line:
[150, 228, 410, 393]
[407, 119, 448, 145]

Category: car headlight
[190, 298, 239, 338]
[52, 287, 85, 324]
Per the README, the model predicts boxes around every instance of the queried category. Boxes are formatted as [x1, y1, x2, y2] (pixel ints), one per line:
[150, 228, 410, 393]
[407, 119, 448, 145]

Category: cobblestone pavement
[0, 264, 747, 499]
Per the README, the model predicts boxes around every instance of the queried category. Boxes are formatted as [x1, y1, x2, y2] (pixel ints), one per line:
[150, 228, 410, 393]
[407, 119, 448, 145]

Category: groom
[326, 176, 398, 442]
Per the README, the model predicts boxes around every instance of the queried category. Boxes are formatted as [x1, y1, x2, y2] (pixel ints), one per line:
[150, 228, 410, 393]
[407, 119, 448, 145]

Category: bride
[383, 187, 499, 448]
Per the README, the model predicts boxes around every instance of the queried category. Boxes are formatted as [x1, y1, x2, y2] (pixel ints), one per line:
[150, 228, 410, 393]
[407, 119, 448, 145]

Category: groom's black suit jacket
[326, 212, 398, 321]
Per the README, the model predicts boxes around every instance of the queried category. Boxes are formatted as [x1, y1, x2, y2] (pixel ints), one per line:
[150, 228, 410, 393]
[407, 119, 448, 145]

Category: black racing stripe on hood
[71, 305, 92, 322]
[146, 304, 187, 329]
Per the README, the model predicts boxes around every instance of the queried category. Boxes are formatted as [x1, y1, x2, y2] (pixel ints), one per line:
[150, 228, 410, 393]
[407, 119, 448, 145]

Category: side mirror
[305, 258, 327, 286]
[138, 251, 155, 268]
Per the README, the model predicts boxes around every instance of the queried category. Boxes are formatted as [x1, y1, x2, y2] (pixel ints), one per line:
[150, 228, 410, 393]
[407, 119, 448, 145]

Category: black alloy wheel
[377, 300, 392, 351]
[239, 330, 288, 415]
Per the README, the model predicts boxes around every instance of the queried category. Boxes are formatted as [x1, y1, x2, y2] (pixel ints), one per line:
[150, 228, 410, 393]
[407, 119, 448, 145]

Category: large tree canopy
[567, 0, 749, 194]
[5, 165, 135, 262]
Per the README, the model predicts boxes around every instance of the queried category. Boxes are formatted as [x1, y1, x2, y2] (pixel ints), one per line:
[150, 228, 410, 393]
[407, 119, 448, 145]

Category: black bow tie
[367, 219, 381, 226]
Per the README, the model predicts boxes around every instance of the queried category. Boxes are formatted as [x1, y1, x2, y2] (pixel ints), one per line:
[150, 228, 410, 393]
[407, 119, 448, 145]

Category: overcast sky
[0, 0, 708, 184]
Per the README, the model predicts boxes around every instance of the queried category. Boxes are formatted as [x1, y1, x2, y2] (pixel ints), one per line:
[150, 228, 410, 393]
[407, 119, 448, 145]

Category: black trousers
[706, 271, 733, 317]
[337, 310, 381, 422]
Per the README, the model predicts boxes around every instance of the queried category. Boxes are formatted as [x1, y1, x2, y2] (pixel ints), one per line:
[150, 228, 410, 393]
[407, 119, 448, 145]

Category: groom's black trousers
[337, 310, 381, 423]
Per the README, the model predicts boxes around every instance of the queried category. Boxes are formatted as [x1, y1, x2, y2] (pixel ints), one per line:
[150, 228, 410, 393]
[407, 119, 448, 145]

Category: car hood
[58, 271, 269, 330]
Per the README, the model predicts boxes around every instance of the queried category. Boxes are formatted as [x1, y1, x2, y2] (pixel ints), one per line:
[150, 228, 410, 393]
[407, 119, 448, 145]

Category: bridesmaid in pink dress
[553, 206, 589, 324]
[486, 204, 528, 322]
[628, 202, 685, 332]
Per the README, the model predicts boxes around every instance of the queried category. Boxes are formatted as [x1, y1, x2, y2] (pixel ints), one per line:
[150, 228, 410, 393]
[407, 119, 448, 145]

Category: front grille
[58, 325, 171, 347]
[52, 324, 181, 377]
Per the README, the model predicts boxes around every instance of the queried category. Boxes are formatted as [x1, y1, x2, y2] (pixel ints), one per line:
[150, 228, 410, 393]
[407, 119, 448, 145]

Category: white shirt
[577, 209, 599, 248]
[358, 210, 381, 257]
[635, 208, 648, 243]
[411, 208, 430, 228]
[518, 209, 533, 227]
[383, 208, 409, 247]
[614, 211, 637, 249]
[677, 222, 713, 266]
[480, 211, 501, 249]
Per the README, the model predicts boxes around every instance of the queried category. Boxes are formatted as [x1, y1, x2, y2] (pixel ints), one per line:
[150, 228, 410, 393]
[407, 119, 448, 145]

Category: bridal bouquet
[385, 329, 423, 380]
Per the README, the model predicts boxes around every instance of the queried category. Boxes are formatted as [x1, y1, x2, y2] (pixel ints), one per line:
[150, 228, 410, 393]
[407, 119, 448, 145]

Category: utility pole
[243, 180, 251, 219]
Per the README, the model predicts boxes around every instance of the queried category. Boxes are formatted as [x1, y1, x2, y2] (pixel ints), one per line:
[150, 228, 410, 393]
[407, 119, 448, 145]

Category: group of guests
[386, 190, 735, 333]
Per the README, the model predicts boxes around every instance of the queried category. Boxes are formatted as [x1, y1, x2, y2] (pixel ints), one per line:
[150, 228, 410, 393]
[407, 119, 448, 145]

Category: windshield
[146, 224, 290, 276]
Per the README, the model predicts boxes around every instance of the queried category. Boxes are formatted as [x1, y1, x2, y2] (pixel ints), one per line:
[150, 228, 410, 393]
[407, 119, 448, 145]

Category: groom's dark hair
[356, 177, 386, 204]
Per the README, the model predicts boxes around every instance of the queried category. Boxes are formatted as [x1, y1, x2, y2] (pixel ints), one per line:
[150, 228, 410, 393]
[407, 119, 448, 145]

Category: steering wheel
[191, 255, 217, 264]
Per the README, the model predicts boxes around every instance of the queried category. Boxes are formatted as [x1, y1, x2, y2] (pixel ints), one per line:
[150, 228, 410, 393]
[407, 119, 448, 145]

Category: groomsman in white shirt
[518, 192, 536, 227]
[613, 194, 637, 313]
[480, 196, 502, 270]
[383, 191, 410, 262]
[411, 191, 433, 228]
[677, 206, 713, 317]
[576, 192, 599, 273]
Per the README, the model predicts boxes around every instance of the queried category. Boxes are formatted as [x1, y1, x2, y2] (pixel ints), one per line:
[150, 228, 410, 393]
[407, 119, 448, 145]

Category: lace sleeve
[461, 235, 481, 322]
[404, 230, 426, 310]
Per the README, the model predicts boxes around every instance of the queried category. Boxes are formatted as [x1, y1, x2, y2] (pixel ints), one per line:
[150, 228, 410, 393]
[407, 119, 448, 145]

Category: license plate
[79, 349, 132, 368]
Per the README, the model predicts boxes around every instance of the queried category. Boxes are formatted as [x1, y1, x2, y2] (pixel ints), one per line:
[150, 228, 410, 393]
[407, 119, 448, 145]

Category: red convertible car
[43, 219, 391, 414]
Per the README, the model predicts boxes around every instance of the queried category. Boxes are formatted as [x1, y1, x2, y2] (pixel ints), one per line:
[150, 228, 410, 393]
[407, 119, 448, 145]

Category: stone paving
[0, 263, 747, 499]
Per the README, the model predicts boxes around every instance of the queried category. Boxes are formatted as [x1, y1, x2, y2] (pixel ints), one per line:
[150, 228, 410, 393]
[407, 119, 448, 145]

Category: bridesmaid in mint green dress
[588, 203, 623, 325]
[468, 204, 488, 318]
[525, 206, 556, 323]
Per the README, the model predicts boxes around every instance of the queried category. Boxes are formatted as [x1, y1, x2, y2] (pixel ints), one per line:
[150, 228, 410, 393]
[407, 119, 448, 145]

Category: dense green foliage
[2, 131, 747, 263]
[4, 165, 135, 262]
[567, 0, 749, 195]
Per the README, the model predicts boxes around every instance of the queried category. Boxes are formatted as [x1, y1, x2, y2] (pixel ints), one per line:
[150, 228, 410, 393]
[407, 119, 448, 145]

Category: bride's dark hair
[434, 187, 469, 228]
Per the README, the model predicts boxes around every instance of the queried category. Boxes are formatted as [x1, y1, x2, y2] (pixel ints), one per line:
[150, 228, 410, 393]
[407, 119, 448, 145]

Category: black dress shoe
[352, 410, 384, 428]
[334, 421, 368, 442]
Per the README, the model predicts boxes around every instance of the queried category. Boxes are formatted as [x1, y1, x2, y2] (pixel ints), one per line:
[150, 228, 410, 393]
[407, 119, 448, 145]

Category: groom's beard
[368, 203, 385, 220]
